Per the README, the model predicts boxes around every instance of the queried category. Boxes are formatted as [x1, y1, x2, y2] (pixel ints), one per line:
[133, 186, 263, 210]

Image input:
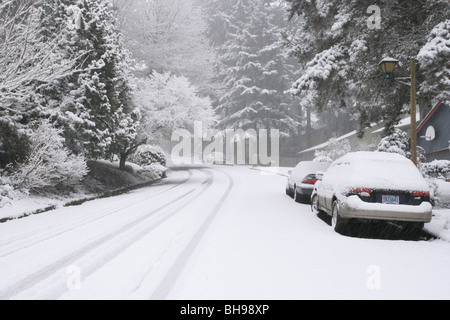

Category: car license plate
[382, 195, 400, 205]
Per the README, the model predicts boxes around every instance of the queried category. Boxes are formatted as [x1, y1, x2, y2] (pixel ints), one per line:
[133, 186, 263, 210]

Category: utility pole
[410, 59, 418, 166]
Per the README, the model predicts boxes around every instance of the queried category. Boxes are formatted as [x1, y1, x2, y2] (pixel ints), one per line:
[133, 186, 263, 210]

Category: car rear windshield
[325, 157, 429, 192]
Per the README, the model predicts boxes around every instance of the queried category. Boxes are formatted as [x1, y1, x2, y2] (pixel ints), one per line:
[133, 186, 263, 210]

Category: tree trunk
[119, 153, 127, 171]
[418, 94, 433, 122]
[306, 106, 312, 148]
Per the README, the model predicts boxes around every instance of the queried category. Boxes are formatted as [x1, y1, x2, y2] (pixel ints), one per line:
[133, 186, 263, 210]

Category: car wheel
[286, 184, 293, 198]
[311, 194, 319, 214]
[332, 200, 346, 233]
[294, 186, 301, 203]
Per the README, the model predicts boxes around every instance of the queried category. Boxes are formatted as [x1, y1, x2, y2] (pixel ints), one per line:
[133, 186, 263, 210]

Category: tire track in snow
[149, 168, 234, 300]
[0, 171, 193, 258]
[0, 169, 212, 300]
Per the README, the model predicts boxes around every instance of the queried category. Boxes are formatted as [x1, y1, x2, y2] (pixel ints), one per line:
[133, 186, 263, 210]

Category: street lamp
[378, 57, 400, 80]
[379, 57, 418, 166]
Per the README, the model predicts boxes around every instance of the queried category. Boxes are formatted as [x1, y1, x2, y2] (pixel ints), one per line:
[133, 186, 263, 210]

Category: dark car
[286, 161, 331, 204]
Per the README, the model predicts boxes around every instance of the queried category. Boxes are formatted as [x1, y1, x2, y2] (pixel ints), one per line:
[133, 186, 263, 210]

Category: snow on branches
[134, 72, 216, 143]
[377, 128, 411, 159]
[6, 120, 88, 192]
[417, 19, 450, 100]
[0, 0, 77, 109]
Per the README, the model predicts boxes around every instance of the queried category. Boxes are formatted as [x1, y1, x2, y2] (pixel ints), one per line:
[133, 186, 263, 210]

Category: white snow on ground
[0, 161, 165, 221]
[426, 208, 450, 242]
[0, 192, 85, 221]
[168, 167, 450, 300]
[0, 166, 449, 300]
[250, 166, 294, 177]
[435, 180, 450, 206]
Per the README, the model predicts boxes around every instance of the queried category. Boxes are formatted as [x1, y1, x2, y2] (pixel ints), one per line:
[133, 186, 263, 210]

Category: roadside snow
[435, 180, 450, 206]
[426, 208, 450, 242]
[0, 194, 66, 221]
[250, 166, 294, 177]
[0, 160, 166, 221]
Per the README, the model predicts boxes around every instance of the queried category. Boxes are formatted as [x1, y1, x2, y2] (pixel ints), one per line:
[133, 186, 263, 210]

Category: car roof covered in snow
[324, 152, 430, 192]
[294, 161, 331, 175]
[335, 151, 409, 163]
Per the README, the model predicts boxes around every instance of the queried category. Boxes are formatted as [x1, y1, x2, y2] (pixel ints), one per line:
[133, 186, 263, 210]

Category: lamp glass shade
[379, 57, 400, 77]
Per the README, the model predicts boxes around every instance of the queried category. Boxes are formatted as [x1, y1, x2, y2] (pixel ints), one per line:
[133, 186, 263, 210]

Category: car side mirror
[288, 170, 293, 176]
[316, 171, 324, 181]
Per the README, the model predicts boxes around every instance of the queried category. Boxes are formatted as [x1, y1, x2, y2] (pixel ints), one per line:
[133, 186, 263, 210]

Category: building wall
[418, 102, 450, 161]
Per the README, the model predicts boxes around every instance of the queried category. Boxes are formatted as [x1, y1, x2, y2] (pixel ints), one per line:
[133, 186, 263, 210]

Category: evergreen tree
[285, 0, 450, 136]
[417, 19, 450, 102]
[0, 0, 78, 170]
[38, 0, 139, 165]
[377, 128, 411, 158]
[211, 0, 301, 139]
[115, 0, 218, 96]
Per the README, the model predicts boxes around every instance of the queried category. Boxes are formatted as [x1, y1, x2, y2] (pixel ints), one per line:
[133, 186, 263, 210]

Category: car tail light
[302, 174, 318, 185]
[412, 191, 430, 197]
[302, 179, 318, 185]
[350, 188, 372, 197]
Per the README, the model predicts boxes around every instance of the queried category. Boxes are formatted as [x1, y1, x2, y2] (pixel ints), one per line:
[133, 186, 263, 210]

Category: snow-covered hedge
[130, 145, 167, 167]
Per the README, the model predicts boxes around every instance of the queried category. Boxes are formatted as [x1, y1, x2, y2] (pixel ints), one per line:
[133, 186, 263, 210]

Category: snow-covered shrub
[419, 160, 450, 206]
[0, 180, 13, 208]
[130, 145, 167, 167]
[314, 138, 351, 163]
[313, 155, 333, 163]
[0, 172, 25, 208]
[421, 160, 450, 180]
[7, 120, 88, 192]
[377, 128, 410, 158]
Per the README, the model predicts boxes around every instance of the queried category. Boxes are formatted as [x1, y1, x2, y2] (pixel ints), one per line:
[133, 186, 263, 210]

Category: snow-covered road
[0, 166, 449, 300]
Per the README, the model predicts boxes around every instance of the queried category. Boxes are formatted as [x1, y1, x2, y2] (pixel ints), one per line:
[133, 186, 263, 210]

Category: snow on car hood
[323, 152, 430, 193]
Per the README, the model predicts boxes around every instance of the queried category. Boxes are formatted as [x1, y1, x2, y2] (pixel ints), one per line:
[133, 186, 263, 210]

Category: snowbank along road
[0, 166, 449, 300]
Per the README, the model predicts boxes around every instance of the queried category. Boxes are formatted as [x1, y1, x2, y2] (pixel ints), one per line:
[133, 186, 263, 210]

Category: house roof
[298, 113, 420, 155]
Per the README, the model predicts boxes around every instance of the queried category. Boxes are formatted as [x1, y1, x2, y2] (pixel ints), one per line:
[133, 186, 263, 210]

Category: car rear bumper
[297, 184, 314, 196]
[340, 196, 433, 223]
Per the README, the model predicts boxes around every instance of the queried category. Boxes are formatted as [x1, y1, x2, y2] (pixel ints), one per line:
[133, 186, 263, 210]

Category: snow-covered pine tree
[0, 0, 79, 170]
[211, 0, 301, 139]
[286, 0, 450, 136]
[49, 0, 138, 165]
[115, 0, 218, 96]
[417, 19, 450, 102]
[377, 128, 411, 158]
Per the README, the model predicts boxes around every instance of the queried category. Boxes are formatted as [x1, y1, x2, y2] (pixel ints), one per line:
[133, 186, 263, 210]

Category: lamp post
[379, 57, 418, 166]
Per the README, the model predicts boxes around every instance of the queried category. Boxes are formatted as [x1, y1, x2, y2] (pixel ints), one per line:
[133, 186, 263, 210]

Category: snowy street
[0, 166, 449, 300]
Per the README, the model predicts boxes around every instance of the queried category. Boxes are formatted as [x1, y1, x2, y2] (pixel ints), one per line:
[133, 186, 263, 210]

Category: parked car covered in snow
[286, 161, 331, 204]
[311, 152, 433, 233]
